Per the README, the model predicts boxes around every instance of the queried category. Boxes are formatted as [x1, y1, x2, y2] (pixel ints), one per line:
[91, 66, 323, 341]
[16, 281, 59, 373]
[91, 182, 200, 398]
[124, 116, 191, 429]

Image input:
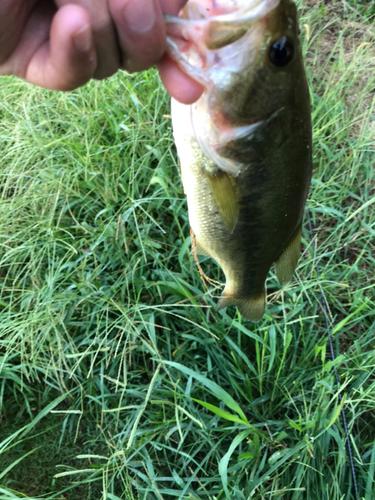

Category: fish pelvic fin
[275, 223, 302, 286]
[190, 230, 212, 259]
[195, 239, 211, 258]
[205, 169, 239, 233]
[216, 290, 265, 323]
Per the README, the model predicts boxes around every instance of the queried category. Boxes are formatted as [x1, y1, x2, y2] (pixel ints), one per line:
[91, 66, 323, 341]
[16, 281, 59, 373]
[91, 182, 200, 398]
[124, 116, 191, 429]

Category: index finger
[108, 0, 165, 73]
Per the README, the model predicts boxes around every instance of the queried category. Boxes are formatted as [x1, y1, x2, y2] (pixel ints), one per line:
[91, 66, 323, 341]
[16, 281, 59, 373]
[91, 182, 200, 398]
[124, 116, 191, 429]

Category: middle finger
[56, 0, 120, 79]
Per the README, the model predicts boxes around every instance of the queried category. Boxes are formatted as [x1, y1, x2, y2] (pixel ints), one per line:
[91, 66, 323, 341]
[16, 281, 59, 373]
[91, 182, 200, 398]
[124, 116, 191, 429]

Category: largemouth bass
[166, 0, 312, 322]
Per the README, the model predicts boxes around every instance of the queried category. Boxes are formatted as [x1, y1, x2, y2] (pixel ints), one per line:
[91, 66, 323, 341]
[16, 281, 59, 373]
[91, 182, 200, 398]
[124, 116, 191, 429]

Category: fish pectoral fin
[216, 290, 266, 323]
[275, 223, 302, 286]
[206, 170, 239, 233]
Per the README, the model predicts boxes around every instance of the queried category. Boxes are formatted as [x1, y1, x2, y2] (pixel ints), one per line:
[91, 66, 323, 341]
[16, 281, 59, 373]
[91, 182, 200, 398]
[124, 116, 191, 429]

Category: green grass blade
[163, 361, 249, 423]
[192, 399, 250, 427]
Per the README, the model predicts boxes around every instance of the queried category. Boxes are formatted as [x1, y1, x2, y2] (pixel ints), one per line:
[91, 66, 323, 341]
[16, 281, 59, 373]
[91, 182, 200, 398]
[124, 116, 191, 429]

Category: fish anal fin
[275, 223, 302, 286]
[206, 169, 239, 233]
[216, 290, 266, 323]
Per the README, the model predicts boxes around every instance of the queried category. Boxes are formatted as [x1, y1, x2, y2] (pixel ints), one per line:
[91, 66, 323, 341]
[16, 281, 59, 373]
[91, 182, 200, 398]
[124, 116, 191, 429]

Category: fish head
[167, 0, 308, 126]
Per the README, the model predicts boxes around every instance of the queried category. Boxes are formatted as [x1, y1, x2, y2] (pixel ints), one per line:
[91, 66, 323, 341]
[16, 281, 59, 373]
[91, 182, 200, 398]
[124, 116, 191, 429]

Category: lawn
[0, 1, 374, 499]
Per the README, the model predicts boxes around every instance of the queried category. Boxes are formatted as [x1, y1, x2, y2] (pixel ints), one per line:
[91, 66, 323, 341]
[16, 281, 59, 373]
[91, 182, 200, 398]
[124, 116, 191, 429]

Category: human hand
[0, 0, 203, 104]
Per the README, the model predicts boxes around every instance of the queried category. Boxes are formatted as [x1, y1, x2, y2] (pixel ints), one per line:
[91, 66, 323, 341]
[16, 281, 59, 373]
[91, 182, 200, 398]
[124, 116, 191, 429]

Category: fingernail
[73, 25, 93, 53]
[123, 0, 156, 34]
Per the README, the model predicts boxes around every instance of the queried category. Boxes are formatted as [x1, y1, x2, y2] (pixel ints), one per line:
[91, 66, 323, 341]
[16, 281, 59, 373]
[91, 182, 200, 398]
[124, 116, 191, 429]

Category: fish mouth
[165, 0, 280, 84]
[206, 0, 280, 49]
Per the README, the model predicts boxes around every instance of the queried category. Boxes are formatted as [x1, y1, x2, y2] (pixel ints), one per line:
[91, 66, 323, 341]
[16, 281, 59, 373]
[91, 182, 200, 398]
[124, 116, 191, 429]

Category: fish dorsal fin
[206, 169, 239, 233]
[216, 289, 266, 323]
[275, 223, 302, 285]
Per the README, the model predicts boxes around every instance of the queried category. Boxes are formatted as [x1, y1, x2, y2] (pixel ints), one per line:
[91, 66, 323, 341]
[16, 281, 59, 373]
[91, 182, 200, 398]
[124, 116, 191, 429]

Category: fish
[165, 0, 312, 322]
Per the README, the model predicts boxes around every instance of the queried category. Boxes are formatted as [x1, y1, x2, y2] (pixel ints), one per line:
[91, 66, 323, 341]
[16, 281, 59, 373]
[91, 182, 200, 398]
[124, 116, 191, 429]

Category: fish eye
[269, 37, 294, 67]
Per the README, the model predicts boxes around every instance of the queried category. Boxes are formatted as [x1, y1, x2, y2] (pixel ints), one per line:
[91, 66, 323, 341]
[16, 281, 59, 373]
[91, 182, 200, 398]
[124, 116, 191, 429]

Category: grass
[0, 1, 374, 499]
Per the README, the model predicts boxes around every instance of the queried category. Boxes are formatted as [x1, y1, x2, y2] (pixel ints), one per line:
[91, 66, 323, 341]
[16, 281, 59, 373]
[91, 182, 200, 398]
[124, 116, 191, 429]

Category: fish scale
[167, 0, 312, 321]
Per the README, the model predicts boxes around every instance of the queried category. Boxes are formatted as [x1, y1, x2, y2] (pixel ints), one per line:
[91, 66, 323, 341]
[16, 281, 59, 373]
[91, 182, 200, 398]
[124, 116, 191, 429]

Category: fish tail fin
[275, 223, 302, 286]
[216, 290, 265, 323]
